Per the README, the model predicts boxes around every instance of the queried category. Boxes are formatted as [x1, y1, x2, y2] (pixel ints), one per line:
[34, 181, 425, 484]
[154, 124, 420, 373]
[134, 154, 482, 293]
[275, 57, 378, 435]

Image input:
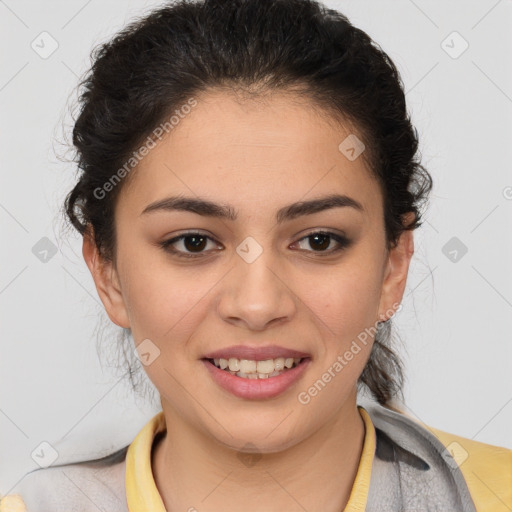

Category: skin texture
[83, 89, 414, 512]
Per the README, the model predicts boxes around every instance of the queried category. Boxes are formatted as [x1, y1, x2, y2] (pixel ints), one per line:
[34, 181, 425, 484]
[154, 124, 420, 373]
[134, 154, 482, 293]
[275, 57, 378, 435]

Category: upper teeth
[213, 357, 301, 375]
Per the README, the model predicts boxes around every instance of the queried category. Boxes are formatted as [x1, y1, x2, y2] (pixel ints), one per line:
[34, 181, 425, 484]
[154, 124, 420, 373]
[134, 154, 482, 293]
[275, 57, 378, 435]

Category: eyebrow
[140, 193, 364, 223]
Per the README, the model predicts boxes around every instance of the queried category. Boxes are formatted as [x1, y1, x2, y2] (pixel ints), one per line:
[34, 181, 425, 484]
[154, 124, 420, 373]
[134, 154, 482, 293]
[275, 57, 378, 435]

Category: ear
[377, 213, 415, 321]
[82, 227, 130, 328]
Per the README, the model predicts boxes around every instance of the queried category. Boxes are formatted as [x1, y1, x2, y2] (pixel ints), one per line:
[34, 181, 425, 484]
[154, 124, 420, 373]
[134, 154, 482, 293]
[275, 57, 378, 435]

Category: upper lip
[203, 345, 311, 361]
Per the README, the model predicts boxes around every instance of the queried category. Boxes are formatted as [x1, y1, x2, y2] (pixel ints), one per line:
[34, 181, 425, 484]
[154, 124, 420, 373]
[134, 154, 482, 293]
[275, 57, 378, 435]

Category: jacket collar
[359, 398, 477, 512]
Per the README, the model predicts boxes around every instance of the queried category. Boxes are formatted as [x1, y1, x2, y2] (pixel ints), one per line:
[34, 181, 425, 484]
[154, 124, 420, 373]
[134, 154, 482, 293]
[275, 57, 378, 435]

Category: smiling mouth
[204, 357, 308, 379]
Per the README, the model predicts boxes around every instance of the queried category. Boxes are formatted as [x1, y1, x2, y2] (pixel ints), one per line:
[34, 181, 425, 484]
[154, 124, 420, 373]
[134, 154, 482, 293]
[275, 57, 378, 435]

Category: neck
[152, 391, 366, 512]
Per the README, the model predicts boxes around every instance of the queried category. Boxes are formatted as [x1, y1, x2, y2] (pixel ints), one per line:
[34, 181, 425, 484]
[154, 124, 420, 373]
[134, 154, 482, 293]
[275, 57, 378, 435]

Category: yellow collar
[125, 406, 376, 511]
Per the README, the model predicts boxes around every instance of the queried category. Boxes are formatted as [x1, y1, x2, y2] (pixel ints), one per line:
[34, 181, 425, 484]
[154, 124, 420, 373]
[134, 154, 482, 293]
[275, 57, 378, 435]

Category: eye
[159, 230, 351, 259]
[292, 231, 350, 255]
[159, 232, 222, 258]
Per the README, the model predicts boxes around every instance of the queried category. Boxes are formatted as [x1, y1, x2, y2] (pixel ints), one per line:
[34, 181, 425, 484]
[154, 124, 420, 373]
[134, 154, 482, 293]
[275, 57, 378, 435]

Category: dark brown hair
[63, 0, 432, 406]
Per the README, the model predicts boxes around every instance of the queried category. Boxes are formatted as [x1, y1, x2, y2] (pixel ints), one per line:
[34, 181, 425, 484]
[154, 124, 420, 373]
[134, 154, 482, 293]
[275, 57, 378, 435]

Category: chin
[203, 411, 311, 454]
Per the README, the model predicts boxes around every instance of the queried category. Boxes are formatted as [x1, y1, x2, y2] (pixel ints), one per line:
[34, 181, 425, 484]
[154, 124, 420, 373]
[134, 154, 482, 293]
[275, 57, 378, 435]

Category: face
[84, 89, 412, 453]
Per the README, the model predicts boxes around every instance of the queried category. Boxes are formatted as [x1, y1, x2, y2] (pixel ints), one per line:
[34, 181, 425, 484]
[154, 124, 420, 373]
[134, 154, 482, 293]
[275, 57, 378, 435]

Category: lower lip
[202, 358, 311, 400]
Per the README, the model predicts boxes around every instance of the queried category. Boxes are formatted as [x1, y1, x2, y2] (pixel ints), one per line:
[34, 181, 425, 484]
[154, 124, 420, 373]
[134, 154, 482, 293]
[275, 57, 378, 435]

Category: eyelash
[159, 230, 351, 259]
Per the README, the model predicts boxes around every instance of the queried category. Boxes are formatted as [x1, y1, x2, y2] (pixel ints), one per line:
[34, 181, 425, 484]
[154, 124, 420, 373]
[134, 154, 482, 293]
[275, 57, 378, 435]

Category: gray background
[1, 0, 511, 495]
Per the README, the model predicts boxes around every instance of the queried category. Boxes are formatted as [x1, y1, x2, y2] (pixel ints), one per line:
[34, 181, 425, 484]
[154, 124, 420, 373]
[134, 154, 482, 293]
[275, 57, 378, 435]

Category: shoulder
[6, 446, 129, 512]
[426, 423, 512, 512]
[362, 400, 512, 512]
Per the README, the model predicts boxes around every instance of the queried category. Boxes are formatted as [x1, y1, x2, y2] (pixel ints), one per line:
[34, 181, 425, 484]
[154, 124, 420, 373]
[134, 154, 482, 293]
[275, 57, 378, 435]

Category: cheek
[293, 264, 382, 410]
[117, 245, 215, 347]
[302, 254, 384, 343]
[119, 256, 216, 401]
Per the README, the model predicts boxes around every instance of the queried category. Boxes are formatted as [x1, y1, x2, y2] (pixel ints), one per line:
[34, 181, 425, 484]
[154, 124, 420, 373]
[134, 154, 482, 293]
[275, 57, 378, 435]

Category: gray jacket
[11, 401, 479, 511]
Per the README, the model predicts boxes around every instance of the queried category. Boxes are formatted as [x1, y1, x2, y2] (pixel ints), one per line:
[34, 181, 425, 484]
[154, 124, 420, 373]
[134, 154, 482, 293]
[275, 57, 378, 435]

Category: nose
[216, 243, 297, 331]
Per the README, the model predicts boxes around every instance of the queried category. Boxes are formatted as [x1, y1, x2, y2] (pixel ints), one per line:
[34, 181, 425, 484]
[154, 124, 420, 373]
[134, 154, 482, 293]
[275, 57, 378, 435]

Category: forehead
[116, 89, 382, 219]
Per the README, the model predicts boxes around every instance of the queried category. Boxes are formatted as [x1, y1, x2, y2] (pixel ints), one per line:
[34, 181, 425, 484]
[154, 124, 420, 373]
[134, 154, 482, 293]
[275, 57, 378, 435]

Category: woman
[4, 0, 511, 510]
